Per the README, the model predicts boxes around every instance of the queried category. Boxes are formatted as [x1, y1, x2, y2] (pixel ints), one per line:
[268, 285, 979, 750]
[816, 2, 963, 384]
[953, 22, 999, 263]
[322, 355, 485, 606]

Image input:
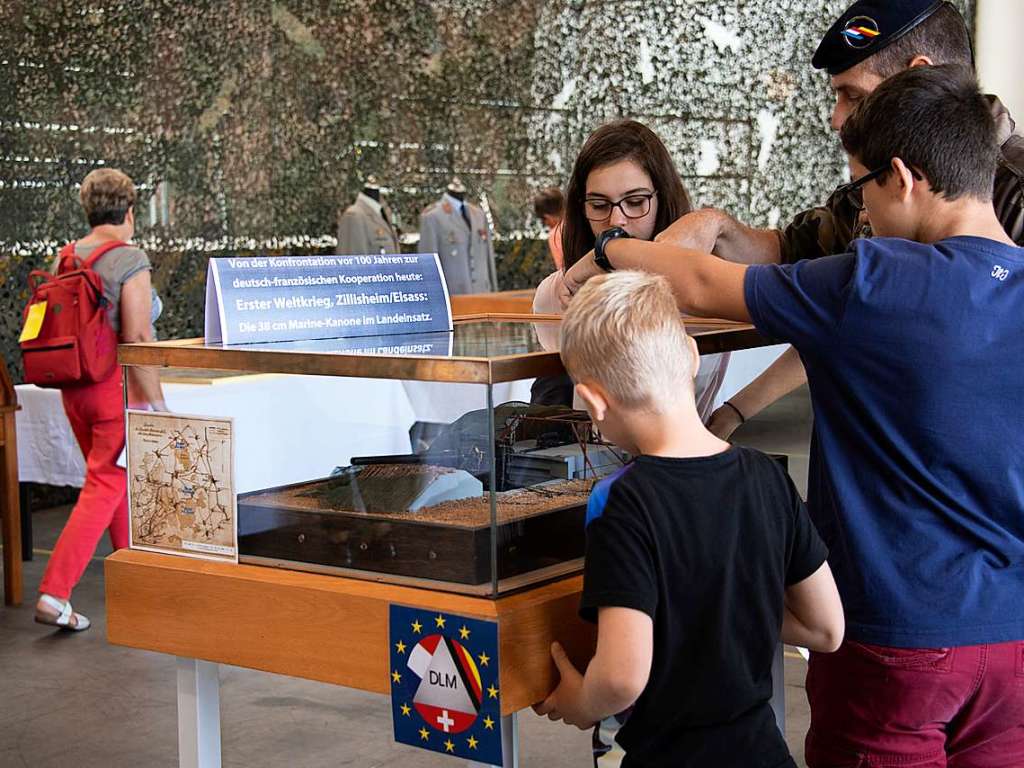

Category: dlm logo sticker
[389, 604, 503, 765]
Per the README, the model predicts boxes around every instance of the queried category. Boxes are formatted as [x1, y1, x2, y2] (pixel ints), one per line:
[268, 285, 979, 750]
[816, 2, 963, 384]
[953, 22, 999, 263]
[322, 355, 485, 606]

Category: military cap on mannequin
[812, 0, 953, 75]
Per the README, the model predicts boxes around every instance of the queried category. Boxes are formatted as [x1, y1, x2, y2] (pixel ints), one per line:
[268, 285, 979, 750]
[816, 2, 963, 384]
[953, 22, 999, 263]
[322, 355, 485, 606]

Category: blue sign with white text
[204, 253, 452, 344]
[389, 604, 503, 766]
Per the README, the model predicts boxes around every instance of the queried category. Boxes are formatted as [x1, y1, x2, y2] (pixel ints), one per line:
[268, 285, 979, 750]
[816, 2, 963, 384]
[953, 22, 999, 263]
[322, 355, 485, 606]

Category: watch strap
[594, 227, 629, 272]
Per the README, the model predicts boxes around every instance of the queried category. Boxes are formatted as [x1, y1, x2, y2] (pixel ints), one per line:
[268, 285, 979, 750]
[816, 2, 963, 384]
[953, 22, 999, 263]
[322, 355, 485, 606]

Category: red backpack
[20, 240, 124, 388]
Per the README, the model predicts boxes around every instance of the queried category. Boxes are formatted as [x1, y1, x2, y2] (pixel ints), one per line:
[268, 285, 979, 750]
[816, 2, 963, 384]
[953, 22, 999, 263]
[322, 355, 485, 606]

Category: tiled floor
[0, 387, 814, 767]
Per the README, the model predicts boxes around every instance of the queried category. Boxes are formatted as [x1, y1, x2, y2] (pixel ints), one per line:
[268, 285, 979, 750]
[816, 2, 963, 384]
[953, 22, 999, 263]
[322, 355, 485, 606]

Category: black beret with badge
[812, 0, 951, 75]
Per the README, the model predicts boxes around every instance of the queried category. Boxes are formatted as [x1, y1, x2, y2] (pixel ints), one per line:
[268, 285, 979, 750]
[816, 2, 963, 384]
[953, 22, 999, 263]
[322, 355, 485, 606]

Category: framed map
[127, 411, 237, 562]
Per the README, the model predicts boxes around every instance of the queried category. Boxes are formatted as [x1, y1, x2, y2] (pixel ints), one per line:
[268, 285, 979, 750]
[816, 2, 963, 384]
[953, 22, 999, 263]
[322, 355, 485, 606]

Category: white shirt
[443, 192, 467, 214]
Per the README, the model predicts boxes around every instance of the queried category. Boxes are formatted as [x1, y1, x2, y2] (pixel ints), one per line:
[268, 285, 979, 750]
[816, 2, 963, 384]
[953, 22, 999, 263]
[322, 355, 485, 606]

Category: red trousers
[39, 370, 128, 600]
[806, 639, 1024, 767]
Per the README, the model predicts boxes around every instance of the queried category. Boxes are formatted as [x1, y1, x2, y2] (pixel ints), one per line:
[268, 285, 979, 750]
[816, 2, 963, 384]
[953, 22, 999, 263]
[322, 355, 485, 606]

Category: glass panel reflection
[203, 319, 562, 361]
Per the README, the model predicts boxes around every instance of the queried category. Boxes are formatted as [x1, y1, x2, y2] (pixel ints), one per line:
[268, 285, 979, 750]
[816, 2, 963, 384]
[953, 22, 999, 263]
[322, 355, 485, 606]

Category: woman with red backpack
[34, 168, 166, 631]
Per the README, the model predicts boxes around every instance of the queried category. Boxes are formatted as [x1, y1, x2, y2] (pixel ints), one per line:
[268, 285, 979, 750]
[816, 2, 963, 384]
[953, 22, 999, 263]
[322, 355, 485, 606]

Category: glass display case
[120, 314, 764, 597]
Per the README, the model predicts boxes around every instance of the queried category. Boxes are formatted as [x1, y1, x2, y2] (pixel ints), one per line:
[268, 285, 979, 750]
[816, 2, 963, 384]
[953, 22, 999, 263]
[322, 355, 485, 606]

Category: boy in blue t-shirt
[533, 270, 844, 767]
[560, 64, 1024, 766]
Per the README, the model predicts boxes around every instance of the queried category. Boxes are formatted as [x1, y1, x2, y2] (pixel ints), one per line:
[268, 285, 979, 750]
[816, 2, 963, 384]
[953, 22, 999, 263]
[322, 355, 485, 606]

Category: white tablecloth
[16, 375, 534, 494]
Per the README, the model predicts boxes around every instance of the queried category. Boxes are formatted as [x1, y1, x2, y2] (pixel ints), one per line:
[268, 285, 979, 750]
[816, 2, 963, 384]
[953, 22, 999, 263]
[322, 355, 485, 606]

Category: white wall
[975, 0, 1024, 124]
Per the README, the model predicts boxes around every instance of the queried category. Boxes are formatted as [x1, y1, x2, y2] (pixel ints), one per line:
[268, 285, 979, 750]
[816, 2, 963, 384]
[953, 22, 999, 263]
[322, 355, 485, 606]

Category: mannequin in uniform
[419, 177, 498, 295]
[337, 176, 400, 255]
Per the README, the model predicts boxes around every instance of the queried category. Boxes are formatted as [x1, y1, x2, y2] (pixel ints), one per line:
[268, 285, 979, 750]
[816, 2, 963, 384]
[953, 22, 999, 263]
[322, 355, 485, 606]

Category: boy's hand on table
[531, 642, 595, 729]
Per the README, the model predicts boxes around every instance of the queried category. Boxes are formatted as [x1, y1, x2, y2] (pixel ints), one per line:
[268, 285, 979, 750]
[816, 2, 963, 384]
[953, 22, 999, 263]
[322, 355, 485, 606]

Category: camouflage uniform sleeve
[777, 185, 866, 265]
[993, 135, 1024, 246]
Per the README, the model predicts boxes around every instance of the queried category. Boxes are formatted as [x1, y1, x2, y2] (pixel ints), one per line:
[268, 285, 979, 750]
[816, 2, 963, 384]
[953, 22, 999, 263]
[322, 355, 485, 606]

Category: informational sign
[127, 411, 237, 563]
[390, 604, 503, 766]
[205, 253, 452, 345]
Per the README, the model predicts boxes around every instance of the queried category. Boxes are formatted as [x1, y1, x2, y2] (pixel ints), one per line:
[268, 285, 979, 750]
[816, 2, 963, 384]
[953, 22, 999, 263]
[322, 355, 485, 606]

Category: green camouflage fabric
[777, 185, 870, 265]
[779, 95, 1024, 265]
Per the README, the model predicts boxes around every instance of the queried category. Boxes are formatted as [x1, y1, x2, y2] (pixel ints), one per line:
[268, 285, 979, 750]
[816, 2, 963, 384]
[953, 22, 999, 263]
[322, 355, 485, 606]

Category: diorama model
[238, 403, 625, 586]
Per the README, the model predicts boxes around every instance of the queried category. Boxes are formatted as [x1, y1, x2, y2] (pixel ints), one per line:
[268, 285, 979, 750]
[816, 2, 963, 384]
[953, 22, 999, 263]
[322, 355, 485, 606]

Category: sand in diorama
[242, 463, 595, 528]
[236, 465, 596, 584]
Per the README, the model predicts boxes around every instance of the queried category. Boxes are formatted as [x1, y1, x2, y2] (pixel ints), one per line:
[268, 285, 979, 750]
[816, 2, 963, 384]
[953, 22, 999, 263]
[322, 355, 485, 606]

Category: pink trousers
[39, 370, 128, 600]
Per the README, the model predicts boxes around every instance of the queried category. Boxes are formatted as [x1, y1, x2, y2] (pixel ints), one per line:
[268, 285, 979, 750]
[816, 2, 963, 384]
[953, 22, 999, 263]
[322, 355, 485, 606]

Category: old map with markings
[127, 411, 236, 561]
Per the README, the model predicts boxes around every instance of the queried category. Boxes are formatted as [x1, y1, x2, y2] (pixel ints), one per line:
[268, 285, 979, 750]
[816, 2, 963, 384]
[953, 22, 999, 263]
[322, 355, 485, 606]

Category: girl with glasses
[532, 119, 730, 424]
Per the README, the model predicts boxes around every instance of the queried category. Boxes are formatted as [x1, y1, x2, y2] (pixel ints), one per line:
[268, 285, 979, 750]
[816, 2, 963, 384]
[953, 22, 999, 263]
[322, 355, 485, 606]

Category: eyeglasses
[835, 163, 923, 211]
[834, 165, 888, 211]
[584, 192, 656, 222]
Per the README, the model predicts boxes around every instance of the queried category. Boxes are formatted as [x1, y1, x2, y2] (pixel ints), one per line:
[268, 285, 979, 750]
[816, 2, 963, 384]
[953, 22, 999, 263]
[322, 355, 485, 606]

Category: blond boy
[534, 271, 843, 768]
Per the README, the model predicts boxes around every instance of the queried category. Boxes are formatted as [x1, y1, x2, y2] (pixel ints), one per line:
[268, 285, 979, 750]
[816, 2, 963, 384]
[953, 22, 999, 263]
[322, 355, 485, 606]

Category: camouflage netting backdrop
[1, 0, 973, 379]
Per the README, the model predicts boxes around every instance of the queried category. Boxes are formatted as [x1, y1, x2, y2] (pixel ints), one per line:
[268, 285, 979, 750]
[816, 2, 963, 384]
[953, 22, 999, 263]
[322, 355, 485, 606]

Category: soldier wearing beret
[660, 0, 1024, 446]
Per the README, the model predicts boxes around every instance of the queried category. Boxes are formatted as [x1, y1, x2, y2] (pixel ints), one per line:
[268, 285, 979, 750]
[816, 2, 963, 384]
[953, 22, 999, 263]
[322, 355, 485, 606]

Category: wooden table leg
[177, 657, 222, 768]
[1, 422, 22, 606]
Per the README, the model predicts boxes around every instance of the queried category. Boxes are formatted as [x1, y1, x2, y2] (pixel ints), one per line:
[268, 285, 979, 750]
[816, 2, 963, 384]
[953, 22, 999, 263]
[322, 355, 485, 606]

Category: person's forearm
[781, 563, 844, 653]
[781, 603, 843, 652]
[656, 209, 783, 266]
[713, 214, 784, 266]
[575, 654, 643, 723]
[778, 602, 843, 655]
[571, 239, 749, 321]
[127, 365, 167, 410]
[728, 347, 807, 421]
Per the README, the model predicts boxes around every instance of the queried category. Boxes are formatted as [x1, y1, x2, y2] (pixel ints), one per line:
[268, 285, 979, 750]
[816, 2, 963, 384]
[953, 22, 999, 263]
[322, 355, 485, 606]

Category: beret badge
[841, 16, 881, 49]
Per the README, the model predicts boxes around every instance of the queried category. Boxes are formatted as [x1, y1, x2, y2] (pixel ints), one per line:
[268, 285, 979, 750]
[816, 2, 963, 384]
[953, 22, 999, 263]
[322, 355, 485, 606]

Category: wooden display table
[109, 315, 780, 766]
[106, 550, 786, 767]
[451, 290, 536, 316]
[1, 356, 21, 606]
[106, 549, 596, 767]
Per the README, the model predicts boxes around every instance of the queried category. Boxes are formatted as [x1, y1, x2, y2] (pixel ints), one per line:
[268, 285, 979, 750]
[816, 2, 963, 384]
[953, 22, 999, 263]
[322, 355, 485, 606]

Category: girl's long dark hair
[561, 119, 692, 269]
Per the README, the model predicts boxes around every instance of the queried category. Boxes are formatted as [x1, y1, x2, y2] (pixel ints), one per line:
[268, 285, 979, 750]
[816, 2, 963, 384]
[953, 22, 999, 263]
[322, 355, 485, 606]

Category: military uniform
[779, 95, 1024, 262]
[419, 193, 498, 295]
[337, 192, 399, 255]
[780, 0, 1024, 263]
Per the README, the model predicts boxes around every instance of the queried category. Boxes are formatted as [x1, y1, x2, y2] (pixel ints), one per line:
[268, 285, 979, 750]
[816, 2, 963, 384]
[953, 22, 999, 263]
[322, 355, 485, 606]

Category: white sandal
[35, 594, 91, 632]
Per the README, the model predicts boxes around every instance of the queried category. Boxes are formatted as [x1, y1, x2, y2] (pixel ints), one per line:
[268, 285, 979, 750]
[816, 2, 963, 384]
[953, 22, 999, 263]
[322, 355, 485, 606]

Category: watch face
[595, 227, 628, 271]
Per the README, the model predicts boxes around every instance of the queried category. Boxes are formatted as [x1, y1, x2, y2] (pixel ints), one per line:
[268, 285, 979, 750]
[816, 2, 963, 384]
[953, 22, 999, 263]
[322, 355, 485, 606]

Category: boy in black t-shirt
[533, 271, 844, 767]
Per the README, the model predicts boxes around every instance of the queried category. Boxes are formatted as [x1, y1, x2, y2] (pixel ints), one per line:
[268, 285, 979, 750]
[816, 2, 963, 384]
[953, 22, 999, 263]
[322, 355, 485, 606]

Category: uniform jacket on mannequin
[419, 193, 498, 295]
[337, 192, 399, 255]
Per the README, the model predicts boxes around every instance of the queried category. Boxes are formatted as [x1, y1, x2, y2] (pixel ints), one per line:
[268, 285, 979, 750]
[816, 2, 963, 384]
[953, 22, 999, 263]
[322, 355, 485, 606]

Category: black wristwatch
[593, 227, 630, 272]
